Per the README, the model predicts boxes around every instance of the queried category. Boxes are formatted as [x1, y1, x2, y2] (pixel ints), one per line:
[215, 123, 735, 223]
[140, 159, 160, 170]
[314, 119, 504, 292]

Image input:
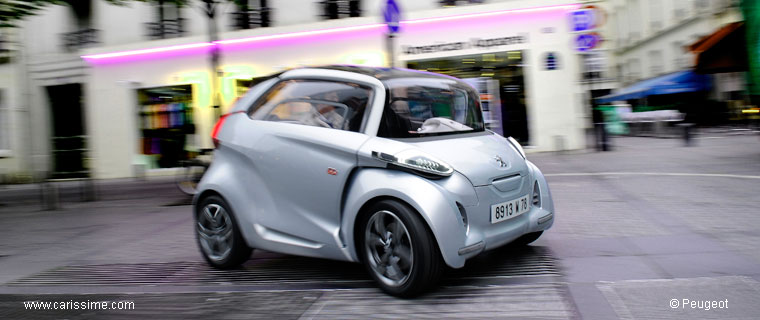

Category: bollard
[684, 123, 694, 147]
[600, 122, 611, 151]
[594, 122, 603, 151]
[40, 181, 60, 211]
[80, 178, 97, 202]
[678, 123, 694, 147]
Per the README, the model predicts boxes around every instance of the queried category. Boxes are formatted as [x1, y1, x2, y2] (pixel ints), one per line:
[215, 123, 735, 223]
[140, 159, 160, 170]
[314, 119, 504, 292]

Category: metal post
[40, 181, 59, 211]
[386, 33, 395, 68]
[203, 0, 221, 120]
[80, 178, 96, 202]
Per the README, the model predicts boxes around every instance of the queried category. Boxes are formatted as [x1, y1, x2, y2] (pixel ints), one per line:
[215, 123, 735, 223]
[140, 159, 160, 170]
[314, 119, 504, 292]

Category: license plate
[491, 195, 530, 224]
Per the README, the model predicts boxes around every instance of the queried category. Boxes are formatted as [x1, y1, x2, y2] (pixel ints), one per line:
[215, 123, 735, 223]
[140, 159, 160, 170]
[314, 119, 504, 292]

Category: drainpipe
[203, 0, 221, 121]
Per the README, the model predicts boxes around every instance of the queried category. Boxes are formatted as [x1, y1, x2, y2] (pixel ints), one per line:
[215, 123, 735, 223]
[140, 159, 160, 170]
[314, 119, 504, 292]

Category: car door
[238, 78, 375, 249]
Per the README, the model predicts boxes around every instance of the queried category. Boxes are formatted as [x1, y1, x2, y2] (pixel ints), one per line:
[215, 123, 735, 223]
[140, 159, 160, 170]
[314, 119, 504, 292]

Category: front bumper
[455, 162, 554, 261]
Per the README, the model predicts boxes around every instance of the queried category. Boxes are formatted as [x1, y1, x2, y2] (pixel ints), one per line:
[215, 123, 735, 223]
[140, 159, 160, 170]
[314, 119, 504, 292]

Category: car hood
[408, 132, 529, 187]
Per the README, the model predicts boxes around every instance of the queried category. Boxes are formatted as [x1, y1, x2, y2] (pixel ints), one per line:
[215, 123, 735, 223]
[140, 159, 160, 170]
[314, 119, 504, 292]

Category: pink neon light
[82, 3, 579, 61]
[82, 42, 214, 60]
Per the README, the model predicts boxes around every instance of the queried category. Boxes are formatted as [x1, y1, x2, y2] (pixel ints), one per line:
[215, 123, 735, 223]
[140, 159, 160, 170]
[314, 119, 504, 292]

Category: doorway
[46, 83, 88, 178]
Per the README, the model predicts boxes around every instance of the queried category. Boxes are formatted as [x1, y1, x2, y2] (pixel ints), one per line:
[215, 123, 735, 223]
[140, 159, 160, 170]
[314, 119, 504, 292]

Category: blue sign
[570, 9, 595, 32]
[384, 0, 401, 34]
[575, 33, 600, 52]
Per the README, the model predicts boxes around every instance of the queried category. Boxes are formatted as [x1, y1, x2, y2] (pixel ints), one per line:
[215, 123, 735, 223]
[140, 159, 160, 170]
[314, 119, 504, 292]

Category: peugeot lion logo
[494, 155, 508, 168]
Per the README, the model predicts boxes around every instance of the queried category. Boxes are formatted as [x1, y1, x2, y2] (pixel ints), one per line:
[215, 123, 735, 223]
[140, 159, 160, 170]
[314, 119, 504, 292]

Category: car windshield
[378, 78, 485, 138]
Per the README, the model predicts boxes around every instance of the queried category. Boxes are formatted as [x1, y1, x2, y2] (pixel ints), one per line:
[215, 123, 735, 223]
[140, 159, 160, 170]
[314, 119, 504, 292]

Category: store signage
[402, 35, 527, 55]
[384, 0, 401, 34]
[574, 33, 600, 52]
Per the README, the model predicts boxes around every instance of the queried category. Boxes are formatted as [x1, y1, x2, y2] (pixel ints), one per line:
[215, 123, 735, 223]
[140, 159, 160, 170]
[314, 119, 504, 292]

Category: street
[1, 133, 760, 319]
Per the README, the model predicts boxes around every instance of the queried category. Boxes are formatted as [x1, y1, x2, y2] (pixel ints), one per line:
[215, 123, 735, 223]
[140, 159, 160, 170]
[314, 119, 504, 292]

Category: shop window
[320, 0, 361, 20]
[146, 0, 184, 40]
[249, 80, 372, 132]
[137, 85, 194, 168]
[231, 0, 271, 30]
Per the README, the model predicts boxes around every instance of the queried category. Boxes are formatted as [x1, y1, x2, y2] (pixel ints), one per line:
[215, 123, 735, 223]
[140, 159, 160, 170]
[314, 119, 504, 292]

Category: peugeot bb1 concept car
[193, 66, 555, 297]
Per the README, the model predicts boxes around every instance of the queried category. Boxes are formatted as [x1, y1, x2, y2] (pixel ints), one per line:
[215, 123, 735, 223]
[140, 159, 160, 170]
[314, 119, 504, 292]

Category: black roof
[304, 65, 460, 82]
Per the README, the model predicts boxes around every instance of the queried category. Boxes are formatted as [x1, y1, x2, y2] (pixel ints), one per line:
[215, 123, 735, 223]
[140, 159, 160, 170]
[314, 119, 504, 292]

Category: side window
[249, 80, 372, 132]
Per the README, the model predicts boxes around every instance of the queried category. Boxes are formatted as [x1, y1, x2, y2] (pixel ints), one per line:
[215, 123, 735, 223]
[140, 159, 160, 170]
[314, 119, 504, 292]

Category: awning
[596, 71, 711, 104]
[688, 22, 747, 74]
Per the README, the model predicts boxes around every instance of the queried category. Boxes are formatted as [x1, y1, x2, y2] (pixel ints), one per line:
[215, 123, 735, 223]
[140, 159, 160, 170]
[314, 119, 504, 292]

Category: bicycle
[176, 148, 214, 196]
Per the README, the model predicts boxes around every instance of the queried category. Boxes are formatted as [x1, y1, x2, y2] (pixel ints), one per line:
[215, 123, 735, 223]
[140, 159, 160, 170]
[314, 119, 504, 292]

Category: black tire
[357, 199, 445, 297]
[195, 195, 252, 269]
[510, 231, 543, 247]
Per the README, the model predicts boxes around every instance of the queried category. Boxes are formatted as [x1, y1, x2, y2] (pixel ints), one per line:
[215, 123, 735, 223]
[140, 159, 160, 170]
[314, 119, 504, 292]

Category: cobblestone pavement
[1, 134, 760, 319]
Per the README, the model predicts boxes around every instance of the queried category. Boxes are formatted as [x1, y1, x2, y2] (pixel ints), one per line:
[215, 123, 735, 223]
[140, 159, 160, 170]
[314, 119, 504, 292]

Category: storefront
[81, 1, 586, 179]
[136, 85, 195, 169]
[395, 3, 586, 149]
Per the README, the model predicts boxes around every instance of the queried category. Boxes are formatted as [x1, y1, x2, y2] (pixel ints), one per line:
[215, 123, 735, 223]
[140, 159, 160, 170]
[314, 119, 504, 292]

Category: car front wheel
[358, 200, 444, 297]
[196, 195, 252, 269]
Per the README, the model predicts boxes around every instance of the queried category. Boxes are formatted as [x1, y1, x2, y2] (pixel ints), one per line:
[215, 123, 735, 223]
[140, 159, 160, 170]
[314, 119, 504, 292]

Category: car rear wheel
[358, 200, 444, 297]
[196, 195, 252, 269]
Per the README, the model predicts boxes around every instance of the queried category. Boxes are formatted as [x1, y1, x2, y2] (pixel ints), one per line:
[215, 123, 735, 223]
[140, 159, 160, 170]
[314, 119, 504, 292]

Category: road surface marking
[546, 172, 760, 180]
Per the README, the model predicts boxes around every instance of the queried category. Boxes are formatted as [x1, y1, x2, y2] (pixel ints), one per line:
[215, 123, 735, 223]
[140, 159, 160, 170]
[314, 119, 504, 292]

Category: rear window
[378, 78, 485, 138]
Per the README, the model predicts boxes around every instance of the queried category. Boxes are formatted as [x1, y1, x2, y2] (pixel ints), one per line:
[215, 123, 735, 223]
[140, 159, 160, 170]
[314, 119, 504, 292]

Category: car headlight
[507, 136, 526, 160]
[372, 149, 454, 177]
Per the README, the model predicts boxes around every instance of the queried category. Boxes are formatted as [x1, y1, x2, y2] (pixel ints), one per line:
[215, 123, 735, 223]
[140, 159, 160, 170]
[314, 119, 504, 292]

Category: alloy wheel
[197, 203, 234, 262]
[364, 210, 414, 287]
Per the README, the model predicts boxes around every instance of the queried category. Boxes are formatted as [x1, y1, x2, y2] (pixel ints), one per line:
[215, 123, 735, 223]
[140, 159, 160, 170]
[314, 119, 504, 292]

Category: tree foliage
[1, 0, 62, 28]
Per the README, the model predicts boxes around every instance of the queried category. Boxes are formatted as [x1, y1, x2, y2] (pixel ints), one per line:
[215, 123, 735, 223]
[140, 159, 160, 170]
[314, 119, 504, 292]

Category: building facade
[1, 0, 592, 180]
[608, 0, 742, 86]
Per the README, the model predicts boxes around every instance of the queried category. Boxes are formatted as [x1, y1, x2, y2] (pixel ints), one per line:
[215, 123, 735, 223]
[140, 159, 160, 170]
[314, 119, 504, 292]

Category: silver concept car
[194, 66, 555, 297]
